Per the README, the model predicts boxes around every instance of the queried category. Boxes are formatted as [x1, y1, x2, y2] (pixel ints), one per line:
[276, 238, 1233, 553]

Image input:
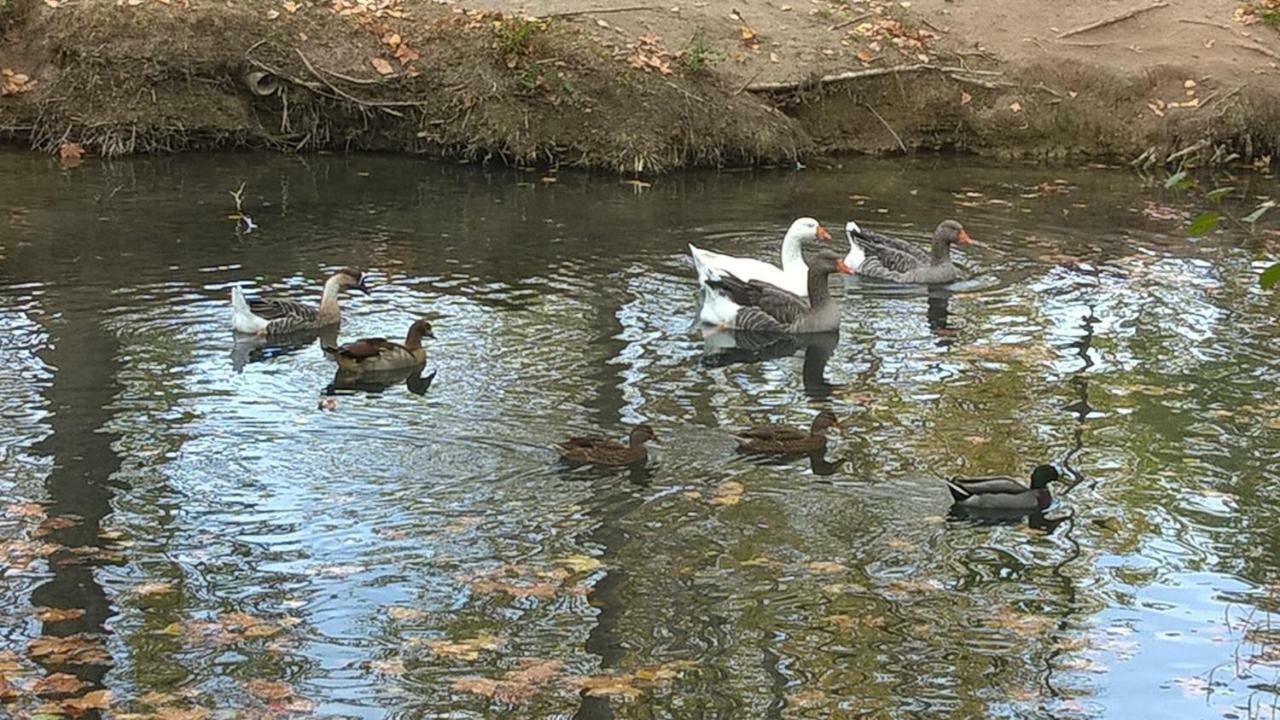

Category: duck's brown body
[734, 411, 840, 454]
[557, 425, 657, 467]
[326, 319, 434, 373]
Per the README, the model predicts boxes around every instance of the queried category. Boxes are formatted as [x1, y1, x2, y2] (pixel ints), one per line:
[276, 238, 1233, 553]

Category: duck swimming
[231, 268, 370, 335]
[734, 410, 841, 454]
[324, 319, 434, 373]
[944, 464, 1060, 511]
[556, 424, 658, 467]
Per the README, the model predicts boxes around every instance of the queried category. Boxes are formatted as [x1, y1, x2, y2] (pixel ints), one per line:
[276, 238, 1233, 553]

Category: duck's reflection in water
[323, 366, 436, 397]
[700, 329, 840, 399]
[947, 505, 1069, 533]
[230, 325, 340, 373]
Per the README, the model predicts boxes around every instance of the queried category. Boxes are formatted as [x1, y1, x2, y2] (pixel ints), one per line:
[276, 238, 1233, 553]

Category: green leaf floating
[1205, 186, 1235, 203]
[1261, 262, 1280, 290]
[1187, 211, 1220, 237]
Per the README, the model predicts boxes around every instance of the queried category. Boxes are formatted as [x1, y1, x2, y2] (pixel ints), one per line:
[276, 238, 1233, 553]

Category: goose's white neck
[780, 228, 809, 272]
[318, 276, 342, 320]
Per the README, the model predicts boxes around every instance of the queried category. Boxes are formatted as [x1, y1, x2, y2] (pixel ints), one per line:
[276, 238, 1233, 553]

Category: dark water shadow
[701, 329, 840, 399]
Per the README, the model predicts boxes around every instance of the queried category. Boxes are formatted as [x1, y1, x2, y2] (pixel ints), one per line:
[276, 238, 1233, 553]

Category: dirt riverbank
[0, 0, 1278, 171]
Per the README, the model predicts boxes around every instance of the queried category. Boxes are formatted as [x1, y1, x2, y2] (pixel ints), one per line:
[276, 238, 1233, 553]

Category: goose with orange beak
[847, 219, 972, 285]
[701, 249, 856, 334]
[689, 218, 833, 314]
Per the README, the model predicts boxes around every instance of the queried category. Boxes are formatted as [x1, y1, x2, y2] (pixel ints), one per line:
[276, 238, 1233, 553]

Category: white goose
[689, 218, 832, 302]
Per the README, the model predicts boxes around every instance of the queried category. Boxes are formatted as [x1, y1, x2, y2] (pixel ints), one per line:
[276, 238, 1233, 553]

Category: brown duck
[556, 425, 658, 467]
[734, 411, 840, 454]
[324, 319, 434, 372]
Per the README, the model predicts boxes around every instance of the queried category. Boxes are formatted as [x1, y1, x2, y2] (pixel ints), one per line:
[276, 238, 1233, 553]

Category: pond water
[0, 150, 1278, 719]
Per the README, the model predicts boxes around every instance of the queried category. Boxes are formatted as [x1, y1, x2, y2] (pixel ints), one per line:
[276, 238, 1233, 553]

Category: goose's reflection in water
[927, 287, 956, 344]
[230, 325, 340, 372]
[323, 366, 436, 397]
[700, 329, 840, 399]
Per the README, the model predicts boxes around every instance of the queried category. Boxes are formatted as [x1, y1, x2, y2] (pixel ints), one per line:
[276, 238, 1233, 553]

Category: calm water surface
[1, 151, 1279, 719]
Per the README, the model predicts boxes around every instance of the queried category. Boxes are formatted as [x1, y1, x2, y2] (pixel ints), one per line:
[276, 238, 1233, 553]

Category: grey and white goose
[230, 268, 370, 336]
[701, 249, 855, 333]
[944, 465, 1060, 511]
[847, 220, 971, 284]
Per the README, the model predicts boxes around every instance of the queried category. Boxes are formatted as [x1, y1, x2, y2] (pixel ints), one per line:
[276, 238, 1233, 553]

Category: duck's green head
[1030, 464, 1060, 489]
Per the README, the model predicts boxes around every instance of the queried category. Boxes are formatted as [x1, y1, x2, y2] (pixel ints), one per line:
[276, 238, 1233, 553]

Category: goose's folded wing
[249, 298, 319, 322]
[746, 280, 811, 325]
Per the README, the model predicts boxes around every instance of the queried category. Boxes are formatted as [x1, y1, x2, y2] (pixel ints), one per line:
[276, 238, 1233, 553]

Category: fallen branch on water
[745, 63, 1003, 93]
[1056, 1, 1169, 39]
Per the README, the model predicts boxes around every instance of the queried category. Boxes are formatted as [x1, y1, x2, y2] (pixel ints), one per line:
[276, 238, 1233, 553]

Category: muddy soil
[0, 0, 1277, 171]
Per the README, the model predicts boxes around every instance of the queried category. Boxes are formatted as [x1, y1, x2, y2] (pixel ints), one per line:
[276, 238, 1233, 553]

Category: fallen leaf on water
[31, 672, 89, 697]
[423, 634, 504, 661]
[807, 561, 847, 574]
[1009, 101, 1022, 113]
[5, 502, 44, 517]
[451, 658, 562, 704]
[244, 680, 294, 703]
[556, 554, 603, 574]
[571, 674, 643, 700]
[0, 675, 15, 702]
[28, 635, 110, 666]
[387, 606, 426, 622]
[960, 91, 972, 106]
[370, 658, 406, 675]
[283, 0, 300, 10]
[36, 607, 86, 623]
[710, 480, 744, 506]
[887, 539, 915, 551]
[146, 707, 211, 720]
[34, 514, 81, 537]
[856, 48, 874, 64]
[133, 582, 175, 597]
[739, 25, 758, 46]
[370, 57, 395, 75]
[989, 607, 1055, 636]
[62, 689, 112, 714]
[266, 8, 279, 18]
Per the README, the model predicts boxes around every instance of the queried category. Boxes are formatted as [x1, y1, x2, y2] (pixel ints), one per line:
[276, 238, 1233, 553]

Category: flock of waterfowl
[229, 216, 1057, 514]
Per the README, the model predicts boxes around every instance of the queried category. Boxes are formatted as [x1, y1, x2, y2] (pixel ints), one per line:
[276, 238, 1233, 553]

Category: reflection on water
[1, 151, 1279, 718]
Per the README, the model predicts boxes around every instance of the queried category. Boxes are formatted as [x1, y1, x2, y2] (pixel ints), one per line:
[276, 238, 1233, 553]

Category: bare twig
[1179, 18, 1233, 31]
[293, 48, 416, 115]
[746, 63, 1003, 93]
[1052, 39, 1117, 47]
[830, 12, 871, 31]
[317, 66, 391, 86]
[542, 4, 660, 18]
[732, 68, 765, 96]
[919, 17, 945, 34]
[864, 103, 906, 153]
[1233, 41, 1280, 61]
[1032, 82, 1063, 97]
[1166, 138, 1209, 163]
[1056, 1, 1169, 39]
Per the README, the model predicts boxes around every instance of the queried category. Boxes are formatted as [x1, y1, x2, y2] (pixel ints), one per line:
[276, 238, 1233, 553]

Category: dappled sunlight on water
[0, 151, 1278, 718]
